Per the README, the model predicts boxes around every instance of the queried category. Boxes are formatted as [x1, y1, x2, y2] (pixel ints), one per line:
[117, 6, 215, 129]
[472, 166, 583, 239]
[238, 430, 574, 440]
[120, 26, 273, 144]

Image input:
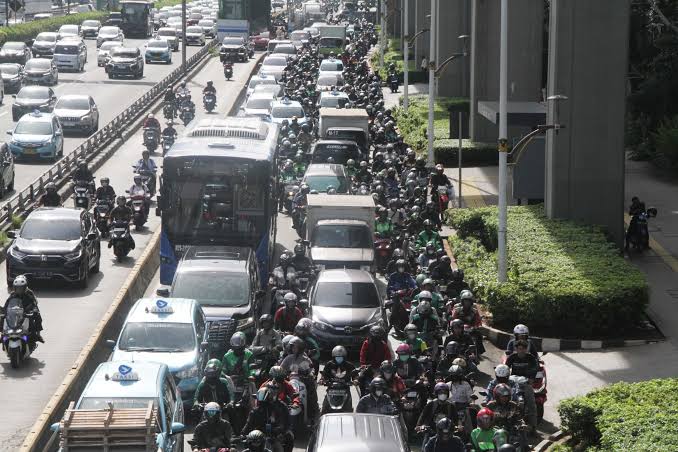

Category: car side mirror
[55, 130, 62, 137]
[299, 298, 309, 307]
[87, 232, 97, 240]
[170, 422, 186, 435]
[199, 341, 208, 352]
[6, 130, 12, 135]
[106, 339, 116, 349]
[50, 422, 60, 433]
[156, 287, 170, 297]
[6, 230, 16, 239]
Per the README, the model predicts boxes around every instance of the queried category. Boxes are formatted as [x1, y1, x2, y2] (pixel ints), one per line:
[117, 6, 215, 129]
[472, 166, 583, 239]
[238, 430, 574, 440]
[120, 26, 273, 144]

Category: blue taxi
[108, 298, 208, 406]
[7, 110, 64, 161]
[55, 361, 186, 451]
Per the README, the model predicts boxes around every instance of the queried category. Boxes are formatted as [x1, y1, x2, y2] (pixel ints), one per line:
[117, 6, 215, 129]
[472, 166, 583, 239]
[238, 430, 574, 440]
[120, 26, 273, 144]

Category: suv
[219, 36, 248, 62]
[159, 246, 265, 354]
[308, 414, 409, 452]
[307, 269, 385, 350]
[6, 207, 101, 288]
[53, 38, 88, 72]
[106, 46, 144, 79]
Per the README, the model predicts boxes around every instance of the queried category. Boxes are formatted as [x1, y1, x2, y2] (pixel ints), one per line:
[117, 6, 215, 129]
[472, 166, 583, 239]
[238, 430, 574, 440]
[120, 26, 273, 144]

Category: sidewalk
[382, 82, 428, 109]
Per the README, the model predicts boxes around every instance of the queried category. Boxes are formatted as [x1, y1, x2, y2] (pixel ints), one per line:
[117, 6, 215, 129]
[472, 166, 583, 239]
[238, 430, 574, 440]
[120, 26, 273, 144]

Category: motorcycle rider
[416, 219, 442, 249]
[386, 259, 417, 297]
[375, 206, 394, 238]
[293, 152, 307, 176]
[176, 80, 190, 101]
[436, 341, 465, 380]
[505, 339, 539, 430]
[471, 408, 508, 452]
[377, 360, 406, 401]
[417, 242, 439, 273]
[191, 402, 232, 450]
[95, 177, 116, 207]
[274, 293, 304, 333]
[108, 196, 135, 249]
[280, 336, 318, 421]
[626, 196, 648, 250]
[319, 345, 356, 413]
[163, 86, 176, 114]
[252, 314, 283, 352]
[403, 323, 428, 357]
[297, 123, 313, 153]
[2, 276, 44, 343]
[72, 159, 95, 193]
[203, 80, 217, 96]
[294, 318, 320, 363]
[421, 200, 442, 230]
[416, 383, 459, 446]
[192, 359, 233, 418]
[450, 290, 485, 354]
[345, 159, 357, 178]
[430, 255, 455, 286]
[393, 343, 424, 385]
[485, 364, 518, 404]
[446, 268, 470, 298]
[506, 324, 540, 359]
[444, 319, 475, 353]
[262, 366, 301, 408]
[422, 418, 466, 452]
[356, 377, 398, 414]
[355, 160, 373, 185]
[415, 279, 444, 311]
[429, 164, 455, 205]
[135, 149, 158, 174]
[358, 325, 392, 395]
[486, 384, 525, 432]
[39, 182, 61, 207]
[222, 332, 255, 380]
[242, 385, 293, 452]
[128, 174, 151, 214]
[290, 242, 312, 273]
[291, 183, 310, 230]
[162, 121, 177, 144]
[411, 302, 441, 359]
[142, 113, 161, 132]
[241, 430, 272, 452]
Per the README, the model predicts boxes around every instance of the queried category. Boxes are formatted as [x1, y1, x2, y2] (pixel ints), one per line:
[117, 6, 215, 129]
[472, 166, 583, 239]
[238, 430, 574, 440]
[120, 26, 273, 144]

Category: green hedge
[0, 12, 109, 46]
[447, 205, 649, 338]
[434, 140, 498, 167]
[559, 379, 678, 451]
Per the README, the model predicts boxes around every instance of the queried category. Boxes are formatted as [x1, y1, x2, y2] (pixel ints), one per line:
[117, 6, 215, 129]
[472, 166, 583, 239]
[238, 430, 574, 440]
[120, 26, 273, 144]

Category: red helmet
[476, 408, 494, 429]
[395, 343, 411, 355]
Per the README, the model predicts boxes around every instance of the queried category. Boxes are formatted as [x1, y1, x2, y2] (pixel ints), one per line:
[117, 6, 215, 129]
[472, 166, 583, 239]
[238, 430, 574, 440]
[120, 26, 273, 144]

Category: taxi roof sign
[146, 299, 174, 314]
[110, 364, 140, 381]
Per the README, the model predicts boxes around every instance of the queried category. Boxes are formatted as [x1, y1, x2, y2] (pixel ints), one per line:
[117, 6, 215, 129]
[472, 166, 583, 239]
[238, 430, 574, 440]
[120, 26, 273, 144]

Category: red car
[250, 32, 270, 50]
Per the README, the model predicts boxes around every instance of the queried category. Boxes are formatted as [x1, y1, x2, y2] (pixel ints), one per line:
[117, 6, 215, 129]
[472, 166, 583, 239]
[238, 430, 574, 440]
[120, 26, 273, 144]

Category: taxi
[108, 298, 208, 406]
[318, 90, 351, 109]
[269, 97, 308, 126]
[7, 110, 63, 160]
[54, 361, 186, 451]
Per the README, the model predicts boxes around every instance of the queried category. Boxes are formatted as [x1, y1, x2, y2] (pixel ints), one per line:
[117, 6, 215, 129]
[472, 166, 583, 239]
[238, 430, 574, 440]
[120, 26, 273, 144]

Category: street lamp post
[181, 0, 187, 71]
[403, 0, 409, 110]
[497, 0, 508, 282]
[427, 0, 436, 166]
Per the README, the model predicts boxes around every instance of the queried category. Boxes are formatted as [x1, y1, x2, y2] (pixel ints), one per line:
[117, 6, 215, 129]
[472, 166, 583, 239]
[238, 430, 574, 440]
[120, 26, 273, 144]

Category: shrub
[651, 114, 678, 170]
[10, 214, 23, 230]
[447, 205, 649, 338]
[0, 12, 109, 46]
[559, 379, 678, 451]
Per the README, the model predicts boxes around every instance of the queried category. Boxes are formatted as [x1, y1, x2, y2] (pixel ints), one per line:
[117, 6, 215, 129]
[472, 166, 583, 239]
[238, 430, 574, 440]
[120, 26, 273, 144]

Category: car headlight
[313, 320, 332, 332]
[236, 317, 254, 331]
[315, 264, 325, 271]
[9, 247, 27, 261]
[64, 249, 82, 261]
[176, 365, 200, 380]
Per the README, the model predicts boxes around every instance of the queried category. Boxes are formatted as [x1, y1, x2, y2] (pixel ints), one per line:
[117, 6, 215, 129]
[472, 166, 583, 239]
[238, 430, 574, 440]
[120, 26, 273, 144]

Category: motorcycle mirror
[170, 422, 186, 435]
[125, 189, 130, 193]
[6, 230, 16, 239]
[478, 391, 487, 396]
[647, 207, 658, 218]
[87, 232, 97, 240]
[199, 341, 208, 352]
[50, 422, 60, 433]
[156, 287, 170, 297]
[105, 339, 116, 349]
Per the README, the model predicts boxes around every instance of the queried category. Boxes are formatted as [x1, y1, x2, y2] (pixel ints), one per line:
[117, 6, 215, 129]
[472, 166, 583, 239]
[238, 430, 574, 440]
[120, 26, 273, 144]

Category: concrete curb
[480, 322, 664, 352]
[20, 229, 161, 452]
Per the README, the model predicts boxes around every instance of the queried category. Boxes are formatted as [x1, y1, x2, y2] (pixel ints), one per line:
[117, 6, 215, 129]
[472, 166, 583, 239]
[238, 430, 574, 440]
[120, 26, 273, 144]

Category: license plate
[407, 391, 417, 398]
[34, 272, 52, 278]
[9, 339, 21, 348]
[328, 390, 345, 396]
[24, 149, 36, 154]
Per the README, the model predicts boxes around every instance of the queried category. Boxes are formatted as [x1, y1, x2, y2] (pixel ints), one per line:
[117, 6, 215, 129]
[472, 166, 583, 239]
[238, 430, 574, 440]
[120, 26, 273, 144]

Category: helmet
[45, 182, 56, 191]
[284, 292, 298, 304]
[448, 364, 464, 379]
[246, 430, 266, 447]
[369, 325, 385, 338]
[452, 268, 465, 281]
[395, 258, 407, 270]
[422, 219, 433, 228]
[203, 359, 222, 379]
[435, 163, 444, 173]
[434, 382, 449, 394]
[422, 278, 434, 287]
[450, 319, 464, 331]
[100, 177, 110, 184]
[281, 335, 295, 353]
[404, 323, 417, 335]
[294, 321, 310, 336]
[392, 248, 404, 259]
[494, 364, 510, 378]
[230, 331, 247, 349]
[360, 160, 368, 168]
[513, 324, 529, 336]
[445, 341, 460, 356]
[270, 365, 286, 381]
[207, 80, 213, 86]
[418, 290, 432, 301]
[301, 123, 310, 133]
[298, 317, 312, 330]
[380, 360, 395, 374]
[13, 275, 27, 290]
[436, 417, 453, 435]
[452, 357, 467, 369]
[407, 149, 416, 159]
[498, 445, 517, 452]
[116, 195, 126, 205]
[369, 377, 386, 392]
[493, 383, 512, 400]
[142, 149, 150, 156]
[415, 273, 426, 286]
[259, 314, 273, 329]
[147, 113, 154, 119]
[476, 407, 494, 429]
[332, 345, 347, 357]
[294, 243, 306, 255]
[395, 343, 411, 355]
[416, 156, 426, 168]
[347, 159, 355, 166]
[133, 174, 142, 184]
[459, 290, 474, 302]
[289, 336, 305, 353]
[300, 184, 310, 194]
[77, 158, 87, 168]
[256, 386, 274, 403]
[204, 402, 221, 419]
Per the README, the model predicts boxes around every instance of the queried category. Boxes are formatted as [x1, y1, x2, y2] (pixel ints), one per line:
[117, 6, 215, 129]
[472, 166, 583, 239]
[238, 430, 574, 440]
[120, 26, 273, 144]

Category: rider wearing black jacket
[192, 402, 232, 449]
[242, 385, 293, 452]
[2, 276, 44, 343]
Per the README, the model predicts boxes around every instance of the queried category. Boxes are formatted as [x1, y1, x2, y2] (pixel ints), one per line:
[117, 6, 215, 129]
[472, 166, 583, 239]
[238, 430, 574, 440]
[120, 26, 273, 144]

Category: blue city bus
[157, 118, 279, 285]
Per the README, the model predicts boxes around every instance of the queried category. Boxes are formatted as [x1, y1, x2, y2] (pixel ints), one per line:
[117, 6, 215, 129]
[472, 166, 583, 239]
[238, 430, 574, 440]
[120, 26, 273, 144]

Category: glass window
[320, 61, 343, 72]
[313, 282, 380, 308]
[162, 379, 175, 429]
[14, 121, 53, 136]
[312, 224, 372, 248]
[112, 49, 139, 58]
[270, 106, 304, 118]
[0, 64, 19, 76]
[55, 45, 80, 55]
[303, 175, 348, 193]
[56, 97, 90, 110]
[195, 308, 205, 339]
[148, 41, 169, 48]
[118, 322, 196, 352]
[80, 397, 156, 410]
[3, 42, 24, 50]
[82, 20, 100, 27]
[246, 97, 272, 110]
[171, 271, 250, 307]
[36, 33, 57, 42]
[25, 60, 52, 71]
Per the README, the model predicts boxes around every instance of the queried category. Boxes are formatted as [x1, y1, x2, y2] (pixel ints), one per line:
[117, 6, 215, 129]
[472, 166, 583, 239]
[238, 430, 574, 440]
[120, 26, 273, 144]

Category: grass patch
[0, 11, 108, 46]
[559, 379, 678, 451]
[10, 214, 23, 230]
[447, 205, 649, 338]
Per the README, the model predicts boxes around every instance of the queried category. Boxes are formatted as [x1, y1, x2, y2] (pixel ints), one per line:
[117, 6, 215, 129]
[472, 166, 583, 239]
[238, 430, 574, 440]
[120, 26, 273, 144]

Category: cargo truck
[318, 107, 370, 155]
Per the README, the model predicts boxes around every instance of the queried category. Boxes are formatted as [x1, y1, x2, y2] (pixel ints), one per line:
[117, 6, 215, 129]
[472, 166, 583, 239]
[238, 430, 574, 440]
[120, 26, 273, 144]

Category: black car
[0, 63, 23, 94]
[22, 58, 59, 86]
[6, 208, 101, 288]
[31, 32, 59, 58]
[310, 140, 364, 165]
[219, 37, 248, 62]
[0, 143, 15, 198]
[12, 86, 57, 122]
[0, 42, 32, 65]
[105, 12, 123, 27]
[105, 47, 144, 79]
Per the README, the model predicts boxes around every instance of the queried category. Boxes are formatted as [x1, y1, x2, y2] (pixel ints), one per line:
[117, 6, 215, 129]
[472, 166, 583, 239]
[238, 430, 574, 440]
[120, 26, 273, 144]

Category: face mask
[375, 390, 383, 397]
[335, 356, 344, 364]
[383, 372, 392, 379]
[437, 393, 448, 401]
[398, 268, 404, 273]
[399, 354, 409, 362]
[407, 333, 416, 340]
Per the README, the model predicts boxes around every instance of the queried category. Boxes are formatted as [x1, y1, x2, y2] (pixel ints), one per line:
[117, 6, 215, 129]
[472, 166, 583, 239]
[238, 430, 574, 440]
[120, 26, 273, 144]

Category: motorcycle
[320, 375, 356, 414]
[143, 127, 159, 153]
[288, 371, 309, 433]
[134, 167, 157, 196]
[162, 101, 175, 120]
[627, 207, 658, 251]
[249, 345, 279, 387]
[109, 220, 132, 260]
[93, 198, 112, 237]
[389, 75, 398, 93]
[282, 182, 299, 213]
[128, 191, 148, 230]
[223, 63, 233, 80]
[385, 288, 413, 337]
[203, 92, 217, 113]
[180, 103, 195, 126]
[292, 204, 307, 237]
[400, 379, 428, 436]
[72, 179, 92, 210]
[228, 374, 257, 434]
[374, 234, 393, 274]
[1, 297, 36, 369]
[162, 133, 175, 156]
[434, 185, 450, 212]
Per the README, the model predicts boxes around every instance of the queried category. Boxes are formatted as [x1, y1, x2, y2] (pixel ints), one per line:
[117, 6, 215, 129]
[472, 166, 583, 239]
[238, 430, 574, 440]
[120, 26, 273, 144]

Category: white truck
[306, 194, 376, 272]
[302, 1, 324, 25]
[317, 24, 346, 56]
[318, 108, 370, 156]
[217, 18, 249, 41]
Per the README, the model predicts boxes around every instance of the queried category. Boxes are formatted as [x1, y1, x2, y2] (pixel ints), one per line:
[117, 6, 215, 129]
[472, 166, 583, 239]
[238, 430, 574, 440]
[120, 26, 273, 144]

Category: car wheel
[92, 247, 101, 273]
[93, 119, 99, 133]
[145, 59, 150, 64]
[7, 172, 14, 191]
[78, 262, 89, 288]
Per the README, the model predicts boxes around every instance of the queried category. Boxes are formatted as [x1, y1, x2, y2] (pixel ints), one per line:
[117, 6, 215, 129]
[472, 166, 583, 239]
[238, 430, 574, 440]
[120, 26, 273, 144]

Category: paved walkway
[382, 82, 429, 109]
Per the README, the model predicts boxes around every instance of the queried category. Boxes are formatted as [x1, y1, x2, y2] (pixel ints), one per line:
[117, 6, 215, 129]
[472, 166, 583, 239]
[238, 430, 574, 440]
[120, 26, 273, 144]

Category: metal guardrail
[1, 38, 218, 228]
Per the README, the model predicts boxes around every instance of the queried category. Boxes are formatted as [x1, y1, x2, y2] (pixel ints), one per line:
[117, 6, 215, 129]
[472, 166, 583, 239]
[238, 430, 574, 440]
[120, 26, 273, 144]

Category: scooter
[228, 374, 257, 434]
[320, 376, 355, 414]
[389, 74, 399, 93]
[203, 92, 216, 112]
[288, 371, 309, 433]
[93, 198, 112, 237]
[134, 167, 157, 196]
[73, 179, 92, 210]
[143, 127, 159, 153]
[161, 134, 175, 156]
[128, 191, 148, 230]
[180, 103, 195, 126]
[400, 378, 428, 436]
[223, 62, 233, 80]
[385, 288, 413, 337]
[162, 102, 175, 120]
[374, 234, 392, 274]
[626, 207, 658, 251]
[1, 297, 36, 369]
[109, 220, 132, 260]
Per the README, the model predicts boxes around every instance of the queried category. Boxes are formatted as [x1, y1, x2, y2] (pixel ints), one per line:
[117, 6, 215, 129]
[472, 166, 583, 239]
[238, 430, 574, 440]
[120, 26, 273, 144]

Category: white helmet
[494, 364, 510, 378]
[284, 292, 298, 303]
[418, 290, 432, 300]
[13, 275, 27, 289]
[331, 345, 347, 357]
[513, 324, 529, 336]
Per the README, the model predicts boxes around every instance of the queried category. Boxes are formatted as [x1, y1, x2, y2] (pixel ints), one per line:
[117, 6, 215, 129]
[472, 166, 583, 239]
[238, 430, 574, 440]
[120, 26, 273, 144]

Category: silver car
[96, 26, 124, 48]
[53, 94, 99, 135]
[97, 41, 121, 66]
[184, 26, 206, 46]
[243, 92, 274, 118]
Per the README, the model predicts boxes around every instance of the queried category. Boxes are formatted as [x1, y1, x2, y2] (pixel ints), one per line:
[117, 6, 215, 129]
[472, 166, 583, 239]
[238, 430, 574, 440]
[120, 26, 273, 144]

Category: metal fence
[1, 38, 217, 229]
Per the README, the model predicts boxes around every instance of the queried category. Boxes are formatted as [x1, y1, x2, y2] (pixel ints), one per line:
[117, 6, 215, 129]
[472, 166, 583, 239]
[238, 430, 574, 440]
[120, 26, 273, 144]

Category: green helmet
[204, 359, 222, 378]
[416, 273, 427, 286]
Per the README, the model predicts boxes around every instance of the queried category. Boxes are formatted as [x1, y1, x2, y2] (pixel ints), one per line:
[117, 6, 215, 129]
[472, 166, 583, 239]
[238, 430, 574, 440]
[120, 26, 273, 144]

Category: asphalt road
[0, 51, 262, 450]
[0, 36, 202, 209]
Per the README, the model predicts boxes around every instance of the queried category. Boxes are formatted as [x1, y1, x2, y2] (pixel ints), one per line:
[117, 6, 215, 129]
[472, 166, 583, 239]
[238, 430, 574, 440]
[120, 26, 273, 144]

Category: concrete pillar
[545, 0, 630, 247]
[437, 0, 470, 98]
[469, 0, 543, 142]
[414, 0, 430, 70]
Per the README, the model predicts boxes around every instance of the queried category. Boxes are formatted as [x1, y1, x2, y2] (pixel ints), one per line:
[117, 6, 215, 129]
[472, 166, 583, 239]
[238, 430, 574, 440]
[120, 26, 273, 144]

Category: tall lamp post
[403, 27, 429, 111]
[497, 0, 508, 282]
[181, 0, 187, 71]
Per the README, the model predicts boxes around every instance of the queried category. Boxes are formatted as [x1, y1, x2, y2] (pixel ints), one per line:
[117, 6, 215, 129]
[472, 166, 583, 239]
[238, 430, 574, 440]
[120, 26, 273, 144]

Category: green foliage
[370, 38, 417, 80]
[10, 214, 23, 230]
[447, 205, 649, 338]
[651, 114, 678, 170]
[0, 12, 109, 46]
[154, 0, 183, 8]
[559, 379, 678, 451]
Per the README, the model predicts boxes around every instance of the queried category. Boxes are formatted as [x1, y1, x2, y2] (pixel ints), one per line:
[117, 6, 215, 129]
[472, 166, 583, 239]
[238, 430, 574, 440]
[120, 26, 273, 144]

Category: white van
[53, 38, 88, 72]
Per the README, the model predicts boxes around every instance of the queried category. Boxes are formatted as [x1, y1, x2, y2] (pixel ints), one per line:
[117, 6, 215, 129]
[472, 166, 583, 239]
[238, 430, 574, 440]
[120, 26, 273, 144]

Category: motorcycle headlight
[176, 365, 200, 380]
[64, 249, 82, 261]
[312, 320, 332, 332]
[236, 317, 254, 331]
[9, 247, 27, 261]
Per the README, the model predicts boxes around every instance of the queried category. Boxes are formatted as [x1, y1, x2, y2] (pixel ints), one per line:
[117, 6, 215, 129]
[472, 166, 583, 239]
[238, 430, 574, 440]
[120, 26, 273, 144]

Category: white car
[96, 26, 124, 48]
[243, 92, 275, 117]
[184, 26, 206, 46]
[319, 58, 344, 76]
[269, 98, 308, 126]
[97, 41, 122, 66]
[156, 27, 179, 51]
[246, 74, 279, 98]
[317, 73, 344, 91]
[57, 24, 81, 40]
[318, 90, 350, 108]
[259, 55, 289, 81]
[197, 19, 216, 37]
[252, 83, 283, 99]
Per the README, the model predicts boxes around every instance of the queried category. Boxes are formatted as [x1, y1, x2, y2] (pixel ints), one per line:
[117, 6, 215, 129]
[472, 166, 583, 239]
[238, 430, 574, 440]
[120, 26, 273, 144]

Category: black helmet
[452, 268, 465, 281]
[380, 360, 395, 374]
[450, 319, 464, 331]
[207, 80, 213, 86]
[448, 364, 464, 379]
[116, 195, 126, 205]
[369, 377, 386, 392]
[369, 325, 385, 338]
[416, 157, 426, 168]
[246, 430, 266, 448]
[436, 417, 453, 439]
[294, 242, 305, 256]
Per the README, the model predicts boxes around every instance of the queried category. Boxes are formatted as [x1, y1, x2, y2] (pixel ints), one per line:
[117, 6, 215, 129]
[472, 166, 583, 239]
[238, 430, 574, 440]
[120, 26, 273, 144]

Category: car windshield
[248, 78, 276, 89]
[318, 75, 341, 86]
[100, 42, 120, 51]
[26, 60, 51, 71]
[83, 20, 99, 27]
[320, 95, 349, 108]
[171, 271, 250, 307]
[303, 174, 348, 193]
[274, 46, 295, 54]
[100, 27, 119, 35]
[112, 49, 138, 58]
[0, 64, 19, 75]
[147, 41, 168, 48]
[246, 97, 272, 110]
[55, 44, 80, 55]
[312, 144, 359, 163]
[223, 37, 242, 45]
[271, 106, 304, 118]
[80, 398, 156, 410]
[264, 57, 287, 67]
[187, 26, 202, 33]
[313, 281, 380, 308]
[21, 218, 79, 240]
[320, 37, 344, 48]
[312, 224, 371, 248]
[17, 88, 49, 100]
[60, 25, 78, 34]
[36, 33, 57, 42]
[198, 20, 213, 26]
[56, 97, 90, 110]
[118, 322, 196, 351]
[291, 31, 309, 40]
[3, 42, 24, 50]
[158, 29, 176, 36]
[320, 61, 343, 72]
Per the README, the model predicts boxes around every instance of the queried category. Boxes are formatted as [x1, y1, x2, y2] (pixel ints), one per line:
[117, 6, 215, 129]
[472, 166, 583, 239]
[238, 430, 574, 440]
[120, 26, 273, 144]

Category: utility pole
[380, 0, 385, 67]
[181, 0, 187, 71]
[426, 0, 436, 166]
[403, 0, 409, 110]
[497, 0, 508, 282]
